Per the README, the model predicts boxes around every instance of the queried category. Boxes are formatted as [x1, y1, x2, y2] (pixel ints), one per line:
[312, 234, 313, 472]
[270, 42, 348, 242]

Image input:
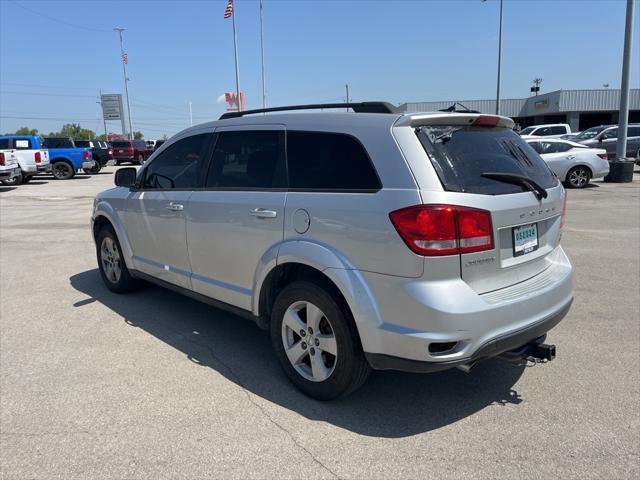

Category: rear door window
[549, 126, 567, 135]
[417, 126, 557, 195]
[627, 126, 640, 137]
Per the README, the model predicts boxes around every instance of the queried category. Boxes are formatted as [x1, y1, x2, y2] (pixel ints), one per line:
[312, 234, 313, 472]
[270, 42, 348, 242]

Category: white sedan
[526, 138, 610, 188]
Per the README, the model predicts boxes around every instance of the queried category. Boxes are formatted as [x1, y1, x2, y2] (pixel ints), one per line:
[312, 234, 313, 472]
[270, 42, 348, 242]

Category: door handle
[166, 202, 184, 211]
[249, 208, 277, 218]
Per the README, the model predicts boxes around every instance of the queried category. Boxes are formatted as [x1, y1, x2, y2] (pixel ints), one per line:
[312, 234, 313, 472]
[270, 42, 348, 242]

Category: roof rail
[438, 102, 481, 114]
[219, 101, 399, 120]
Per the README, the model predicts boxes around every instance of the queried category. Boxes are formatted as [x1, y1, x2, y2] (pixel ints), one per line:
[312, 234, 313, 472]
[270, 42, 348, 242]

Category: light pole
[114, 27, 133, 139]
[483, 0, 503, 115]
[616, 0, 635, 162]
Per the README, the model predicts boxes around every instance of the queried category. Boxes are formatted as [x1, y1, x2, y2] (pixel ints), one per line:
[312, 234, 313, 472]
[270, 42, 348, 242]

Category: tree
[15, 127, 38, 135]
[57, 123, 96, 140]
[97, 133, 107, 141]
[162, 133, 169, 140]
[133, 131, 144, 140]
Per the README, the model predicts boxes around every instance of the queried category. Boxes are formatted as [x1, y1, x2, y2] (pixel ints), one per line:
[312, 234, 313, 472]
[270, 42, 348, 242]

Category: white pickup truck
[0, 150, 22, 185]
[0, 137, 50, 184]
[519, 124, 572, 139]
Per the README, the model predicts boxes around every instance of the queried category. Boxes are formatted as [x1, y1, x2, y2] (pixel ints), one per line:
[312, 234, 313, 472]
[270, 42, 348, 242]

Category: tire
[137, 154, 145, 165]
[86, 163, 102, 174]
[96, 225, 139, 293]
[51, 161, 75, 180]
[270, 281, 370, 400]
[21, 175, 33, 184]
[1, 173, 22, 186]
[565, 166, 591, 189]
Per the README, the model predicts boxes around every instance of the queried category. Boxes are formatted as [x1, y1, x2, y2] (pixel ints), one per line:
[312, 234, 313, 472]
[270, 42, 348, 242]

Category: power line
[1, 90, 96, 99]
[7, 0, 112, 33]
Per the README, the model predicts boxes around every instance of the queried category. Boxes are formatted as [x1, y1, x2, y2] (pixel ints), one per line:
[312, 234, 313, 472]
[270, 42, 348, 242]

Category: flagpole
[260, 0, 266, 108]
[231, 2, 241, 111]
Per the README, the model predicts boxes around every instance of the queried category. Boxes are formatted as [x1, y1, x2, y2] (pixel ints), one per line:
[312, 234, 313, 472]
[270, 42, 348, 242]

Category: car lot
[1, 168, 639, 479]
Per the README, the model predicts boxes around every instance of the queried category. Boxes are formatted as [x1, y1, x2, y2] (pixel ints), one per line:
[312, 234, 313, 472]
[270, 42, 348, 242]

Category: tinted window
[111, 141, 131, 148]
[627, 126, 640, 137]
[527, 141, 543, 154]
[532, 127, 551, 136]
[287, 132, 380, 190]
[0, 139, 9, 149]
[205, 131, 284, 189]
[142, 134, 210, 189]
[417, 126, 557, 195]
[549, 126, 567, 135]
[601, 128, 618, 140]
[519, 127, 535, 135]
[75, 140, 90, 148]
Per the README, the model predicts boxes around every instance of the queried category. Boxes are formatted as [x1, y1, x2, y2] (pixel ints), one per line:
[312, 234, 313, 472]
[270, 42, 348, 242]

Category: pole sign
[225, 92, 245, 112]
[101, 94, 124, 120]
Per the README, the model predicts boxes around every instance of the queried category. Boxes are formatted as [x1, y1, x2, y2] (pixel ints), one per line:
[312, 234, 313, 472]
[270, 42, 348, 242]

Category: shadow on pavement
[70, 269, 526, 438]
[0, 186, 18, 193]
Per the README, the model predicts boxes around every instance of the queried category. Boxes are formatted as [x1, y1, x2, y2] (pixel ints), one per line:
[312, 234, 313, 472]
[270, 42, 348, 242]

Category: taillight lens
[108, 149, 113, 157]
[597, 153, 608, 160]
[0, 152, 5, 166]
[82, 150, 90, 160]
[35, 151, 41, 163]
[389, 205, 494, 256]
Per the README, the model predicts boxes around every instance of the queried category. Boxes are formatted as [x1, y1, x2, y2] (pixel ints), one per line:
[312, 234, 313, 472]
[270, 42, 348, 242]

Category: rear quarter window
[417, 126, 558, 195]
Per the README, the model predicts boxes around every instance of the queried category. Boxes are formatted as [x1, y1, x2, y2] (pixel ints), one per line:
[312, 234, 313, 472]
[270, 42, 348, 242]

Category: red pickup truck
[111, 139, 153, 165]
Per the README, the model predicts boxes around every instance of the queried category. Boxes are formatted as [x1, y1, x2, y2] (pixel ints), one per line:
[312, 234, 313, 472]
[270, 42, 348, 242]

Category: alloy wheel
[100, 236, 122, 284]
[569, 168, 589, 188]
[281, 301, 338, 382]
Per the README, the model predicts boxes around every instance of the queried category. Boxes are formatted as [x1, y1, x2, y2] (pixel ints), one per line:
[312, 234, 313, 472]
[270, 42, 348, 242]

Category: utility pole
[189, 101, 193, 126]
[230, 3, 241, 111]
[98, 89, 107, 139]
[531, 78, 543, 96]
[114, 27, 133, 139]
[616, 0, 635, 161]
[260, 0, 266, 109]
[345, 83, 350, 103]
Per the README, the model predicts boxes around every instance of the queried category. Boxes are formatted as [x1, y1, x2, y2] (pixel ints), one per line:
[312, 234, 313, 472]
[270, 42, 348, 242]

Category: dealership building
[399, 88, 640, 131]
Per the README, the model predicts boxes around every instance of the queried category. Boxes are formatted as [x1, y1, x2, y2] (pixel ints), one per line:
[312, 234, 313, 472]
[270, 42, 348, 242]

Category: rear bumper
[106, 159, 117, 166]
[0, 167, 21, 179]
[366, 298, 571, 372]
[357, 246, 574, 367]
[36, 164, 51, 173]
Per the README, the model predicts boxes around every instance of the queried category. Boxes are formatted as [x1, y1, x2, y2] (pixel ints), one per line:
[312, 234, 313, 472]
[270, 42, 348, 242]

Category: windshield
[417, 126, 558, 195]
[573, 126, 606, 140]
[519, 127, 535, 135]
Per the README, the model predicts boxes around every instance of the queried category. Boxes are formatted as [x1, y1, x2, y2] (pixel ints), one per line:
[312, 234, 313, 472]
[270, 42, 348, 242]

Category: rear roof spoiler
[219, 101, 399, 119]
[395, 113, 515, 129]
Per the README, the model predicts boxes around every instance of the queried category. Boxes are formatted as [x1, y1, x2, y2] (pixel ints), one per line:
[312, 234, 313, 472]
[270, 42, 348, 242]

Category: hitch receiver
[498, 336, 557, 364]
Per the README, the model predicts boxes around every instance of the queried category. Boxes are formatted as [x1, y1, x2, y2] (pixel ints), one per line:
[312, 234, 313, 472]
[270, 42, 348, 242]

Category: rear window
[112, 141, 131, 148]
[75, 140, 90, 147]
[417, 126, 558, 195]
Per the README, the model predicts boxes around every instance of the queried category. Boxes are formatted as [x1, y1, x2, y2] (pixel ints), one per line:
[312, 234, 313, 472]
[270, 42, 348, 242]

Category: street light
[114, 27, 133, 140]
[482, 0, 503, 115]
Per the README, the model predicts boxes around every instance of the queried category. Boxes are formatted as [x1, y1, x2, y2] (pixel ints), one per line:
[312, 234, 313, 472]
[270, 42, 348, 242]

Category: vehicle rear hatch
[403, 114, 565, 294]
[112, 141, 133, 156]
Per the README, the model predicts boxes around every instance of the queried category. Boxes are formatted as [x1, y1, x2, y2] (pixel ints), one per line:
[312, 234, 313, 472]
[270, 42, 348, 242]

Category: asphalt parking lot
[1, 168, 639, 479]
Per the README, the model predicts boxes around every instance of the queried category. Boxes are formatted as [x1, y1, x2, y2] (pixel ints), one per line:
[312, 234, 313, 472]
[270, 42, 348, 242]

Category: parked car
[153, 139, 166, 151]
[145, 140, 156, 150]
[571, 124, 640, 160]
[0, 149, 22, 184]
[519, 124, 572, 139]
[111, 139, 150, 165]
[74, 140, 115, 173]
[0, 136, 51, 184]
[526, 138, 609, 188]
[92, 102, 573, 399]
[38, 137, 96, 180]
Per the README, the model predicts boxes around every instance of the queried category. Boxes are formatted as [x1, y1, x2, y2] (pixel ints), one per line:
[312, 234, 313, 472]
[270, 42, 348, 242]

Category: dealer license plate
[513, 223, 538, 257]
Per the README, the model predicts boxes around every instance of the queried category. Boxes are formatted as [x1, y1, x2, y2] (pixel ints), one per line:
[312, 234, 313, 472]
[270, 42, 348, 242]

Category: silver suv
[92, 102, 574, 399]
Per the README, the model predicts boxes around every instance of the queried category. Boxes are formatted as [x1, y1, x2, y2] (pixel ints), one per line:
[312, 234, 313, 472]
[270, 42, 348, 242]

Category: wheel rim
[53, 163, 70, 178]
[281, 301, 338, 382]
[100, 237, 122, 284]
[569, 168, 589, 187]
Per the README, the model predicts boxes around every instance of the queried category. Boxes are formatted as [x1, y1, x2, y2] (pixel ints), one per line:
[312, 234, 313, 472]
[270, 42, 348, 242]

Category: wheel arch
[92, 205, 135, 269]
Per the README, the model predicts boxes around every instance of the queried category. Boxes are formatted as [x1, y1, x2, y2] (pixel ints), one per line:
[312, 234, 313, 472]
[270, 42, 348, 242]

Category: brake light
[472, 115, 500, 127]
[560, 193, 568, 230]
[389, 205, 494, 256]
[597, 153, 608, 160]
[108, 149, 113, 157]
[82, 150, 90, 160]
[35, 151, 41, 164]
[0, 152, 5, 166]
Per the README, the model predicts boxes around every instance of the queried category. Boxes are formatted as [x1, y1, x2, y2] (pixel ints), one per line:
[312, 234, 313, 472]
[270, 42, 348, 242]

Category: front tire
[270, 281, 370, 400]
[52, 161, 75, 180]
[565, 166, 591, 188]
[96, 225, 139, 293]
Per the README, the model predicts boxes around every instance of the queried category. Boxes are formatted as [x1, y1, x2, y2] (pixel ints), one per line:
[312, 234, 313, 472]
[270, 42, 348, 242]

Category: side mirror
[115, 167, 137, 187]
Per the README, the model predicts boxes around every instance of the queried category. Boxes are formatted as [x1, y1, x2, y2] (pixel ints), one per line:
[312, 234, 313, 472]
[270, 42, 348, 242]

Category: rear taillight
[0, 152, 5, 166]
[389, 205, 494, 256]
[560, 192, 568, 230]
[35, 151, 41, 164]
[82, 150, 90, 160]
[597, 153, 608, 160]
[108, 149, 113, 157]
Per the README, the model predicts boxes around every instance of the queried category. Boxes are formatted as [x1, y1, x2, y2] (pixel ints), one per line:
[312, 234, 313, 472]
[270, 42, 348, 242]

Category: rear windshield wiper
[480, 172, 548, 200]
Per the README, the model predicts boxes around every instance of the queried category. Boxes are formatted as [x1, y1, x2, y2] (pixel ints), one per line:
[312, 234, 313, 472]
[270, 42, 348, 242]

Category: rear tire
[52, 161, 75, 180]
[86, 163, 102, 174]
[270, 281, 370, 400]
[96, 225, 139, 293]
[21, 175, 33, 184]
[565, 166, 591, 188]
[1, 173, 22, 186]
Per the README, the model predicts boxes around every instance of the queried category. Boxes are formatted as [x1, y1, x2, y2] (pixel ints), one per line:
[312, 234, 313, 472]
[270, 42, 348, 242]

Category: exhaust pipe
[498, 339, 557, 364]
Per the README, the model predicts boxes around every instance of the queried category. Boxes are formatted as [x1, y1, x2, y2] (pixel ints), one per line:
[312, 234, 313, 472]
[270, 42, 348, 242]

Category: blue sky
[1, 0, 638, 139]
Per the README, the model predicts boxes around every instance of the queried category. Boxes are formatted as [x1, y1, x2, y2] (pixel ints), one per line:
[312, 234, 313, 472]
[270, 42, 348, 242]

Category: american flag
[224, 0, 233, 19]
[122, 52, 128, 64]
